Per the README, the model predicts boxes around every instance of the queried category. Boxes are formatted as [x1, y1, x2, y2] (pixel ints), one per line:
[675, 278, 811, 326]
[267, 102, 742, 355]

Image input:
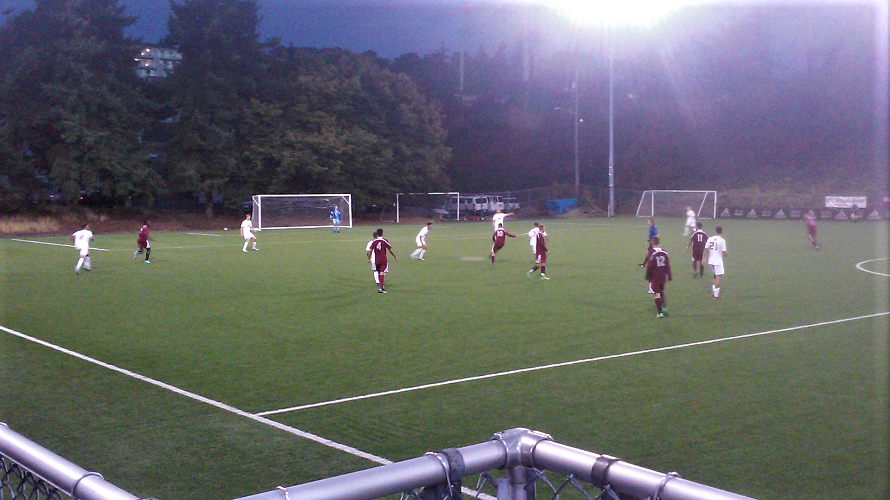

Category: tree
[163, 0, 267, 215]
[0, 0, 157, 210]
[255, 47, 450, 207]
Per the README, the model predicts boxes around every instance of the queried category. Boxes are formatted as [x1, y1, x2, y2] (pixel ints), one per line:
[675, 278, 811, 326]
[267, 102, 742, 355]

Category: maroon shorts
[492, 244, 504, 254]
[535, 253, 547, 265]
[649, 280, 665, 294]
[137, 239, 149, 250]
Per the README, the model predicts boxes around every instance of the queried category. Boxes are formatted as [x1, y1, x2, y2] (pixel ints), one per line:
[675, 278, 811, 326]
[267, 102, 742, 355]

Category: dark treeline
[0, 0, 877, 213]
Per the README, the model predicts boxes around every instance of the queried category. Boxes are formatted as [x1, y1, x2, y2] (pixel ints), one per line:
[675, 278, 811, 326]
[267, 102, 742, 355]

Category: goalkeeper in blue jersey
[330, 205, 342, 233]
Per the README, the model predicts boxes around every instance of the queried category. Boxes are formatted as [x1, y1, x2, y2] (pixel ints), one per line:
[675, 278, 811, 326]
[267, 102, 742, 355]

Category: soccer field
[1, 217, 887, 500]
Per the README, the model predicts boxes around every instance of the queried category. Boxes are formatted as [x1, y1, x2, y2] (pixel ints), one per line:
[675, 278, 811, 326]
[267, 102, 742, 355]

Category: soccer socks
[252, 242, 258, 250]
[76, 257, 84, 273]
[378, 273, 385, 290]
[373, 272, 379, 284]
[145, 248, 151, 261]
[410, 248, 421, 258]
[419, 249, 425, 259]
[243, 241, 249, 252]
[655, 296, 663, 313]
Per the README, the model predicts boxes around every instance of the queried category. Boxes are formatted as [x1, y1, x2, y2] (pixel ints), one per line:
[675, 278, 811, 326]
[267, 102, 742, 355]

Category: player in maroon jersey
[804, 212, 819, 249]
[645, 236, 672, 318]
[527, 224, 549, 280]
[686, 222, 708, 278]
[490, 223, 516, 264]
[132, 221, 152, 263]
[366, 228, 397, 293]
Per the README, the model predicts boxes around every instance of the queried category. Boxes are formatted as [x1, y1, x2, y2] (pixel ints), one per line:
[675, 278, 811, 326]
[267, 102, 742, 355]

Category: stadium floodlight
[550, 0, 689, 28]
[551, 0, 694, 216]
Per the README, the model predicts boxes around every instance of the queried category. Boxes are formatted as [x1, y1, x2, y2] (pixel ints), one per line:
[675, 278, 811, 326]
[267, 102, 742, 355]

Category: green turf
[1, 217, 887, 500]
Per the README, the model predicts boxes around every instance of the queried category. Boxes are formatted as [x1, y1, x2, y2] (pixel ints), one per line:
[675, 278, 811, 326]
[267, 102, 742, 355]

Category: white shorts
[710, 264, 724, 276]
[77, 248, 89, 257]
[415, 236, 425, 247]
[243, 231, 255, 240]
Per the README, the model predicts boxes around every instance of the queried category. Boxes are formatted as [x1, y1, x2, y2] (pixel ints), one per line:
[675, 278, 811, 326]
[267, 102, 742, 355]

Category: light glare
[550, 0, 690, 27]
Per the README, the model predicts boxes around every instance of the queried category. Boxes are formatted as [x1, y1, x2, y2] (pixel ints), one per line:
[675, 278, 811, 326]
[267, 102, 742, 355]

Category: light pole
[556, 69, 581, 198]
[608, 40, 615, 217]
[573, 67, 580, 196]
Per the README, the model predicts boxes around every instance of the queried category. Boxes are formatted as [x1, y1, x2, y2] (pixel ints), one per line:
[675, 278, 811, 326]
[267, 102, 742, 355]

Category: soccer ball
[224, 227, 228, 231]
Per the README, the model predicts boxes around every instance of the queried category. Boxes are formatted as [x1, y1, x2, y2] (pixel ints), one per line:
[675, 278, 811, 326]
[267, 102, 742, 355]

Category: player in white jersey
[527, 222, 546, 254]
[410, 221, 432, 260]
[683, 206, 696, 236]
[490, 209, 514, 231]
[71, 223, 94, 274]
[240, 214, 259, 252]
[705, 226, 728, 298]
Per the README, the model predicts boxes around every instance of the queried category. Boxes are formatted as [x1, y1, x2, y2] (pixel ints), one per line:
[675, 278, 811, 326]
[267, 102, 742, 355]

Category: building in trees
[135, 46, 182, 79]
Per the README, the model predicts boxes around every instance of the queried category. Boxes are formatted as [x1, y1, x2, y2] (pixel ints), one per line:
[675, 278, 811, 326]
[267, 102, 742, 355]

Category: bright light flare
[549, 0, 691, 28]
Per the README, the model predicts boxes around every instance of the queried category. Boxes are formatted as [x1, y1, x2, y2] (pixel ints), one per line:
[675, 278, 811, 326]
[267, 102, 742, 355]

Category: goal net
[635, 190, 717, 219]
[251, 194, 352, 230]
[396, 192, 458, 223]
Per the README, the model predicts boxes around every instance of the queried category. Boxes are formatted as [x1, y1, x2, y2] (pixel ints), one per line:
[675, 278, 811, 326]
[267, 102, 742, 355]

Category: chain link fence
[0, 456, 66, 500]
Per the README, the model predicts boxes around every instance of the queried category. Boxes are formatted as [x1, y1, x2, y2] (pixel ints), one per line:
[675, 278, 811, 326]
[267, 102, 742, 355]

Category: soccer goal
[395, 192, 459, 223]
[251, 194, 352, 230]
[635, 190, 718, 219]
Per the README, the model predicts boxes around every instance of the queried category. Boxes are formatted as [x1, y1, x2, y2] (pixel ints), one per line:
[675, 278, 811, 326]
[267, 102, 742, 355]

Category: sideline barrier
[0, 423, 143, 500]
[235, 428, 758, 500]
[2, 423, 759, 500]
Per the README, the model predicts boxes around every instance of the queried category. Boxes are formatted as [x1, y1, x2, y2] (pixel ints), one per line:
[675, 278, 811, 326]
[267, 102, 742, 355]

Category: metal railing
[234, 428, 758, 500]
[2, 423, 758, 500]
[0, 423, 141, 500]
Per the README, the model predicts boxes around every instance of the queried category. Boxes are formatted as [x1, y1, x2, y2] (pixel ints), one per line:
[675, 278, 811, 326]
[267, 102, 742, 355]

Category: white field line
[0, 324, 389, 466]
[856, 257, 890, 277]
[11, 239, 112, 251]
[256, 311, 890, 417]
[185, 232, 223, 237]
[0, 324, 497, 500]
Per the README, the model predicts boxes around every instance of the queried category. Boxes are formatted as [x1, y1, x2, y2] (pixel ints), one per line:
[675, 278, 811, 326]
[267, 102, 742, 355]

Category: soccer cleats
[657, 312, 665, 318]
[540, 275, 550, 280]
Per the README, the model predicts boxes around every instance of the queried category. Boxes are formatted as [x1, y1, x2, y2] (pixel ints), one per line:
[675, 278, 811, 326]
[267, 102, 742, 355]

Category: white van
[469, 195, 504, 214]
[443, 194, 504, 218]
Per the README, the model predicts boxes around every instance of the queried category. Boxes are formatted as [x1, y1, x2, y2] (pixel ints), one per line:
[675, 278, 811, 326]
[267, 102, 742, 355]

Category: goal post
[635, 190, 718, 219]
[251, 194, 352, 230]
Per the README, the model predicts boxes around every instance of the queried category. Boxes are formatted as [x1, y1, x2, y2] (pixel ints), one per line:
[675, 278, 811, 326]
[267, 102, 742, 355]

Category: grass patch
[0, 217, 887, 500]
